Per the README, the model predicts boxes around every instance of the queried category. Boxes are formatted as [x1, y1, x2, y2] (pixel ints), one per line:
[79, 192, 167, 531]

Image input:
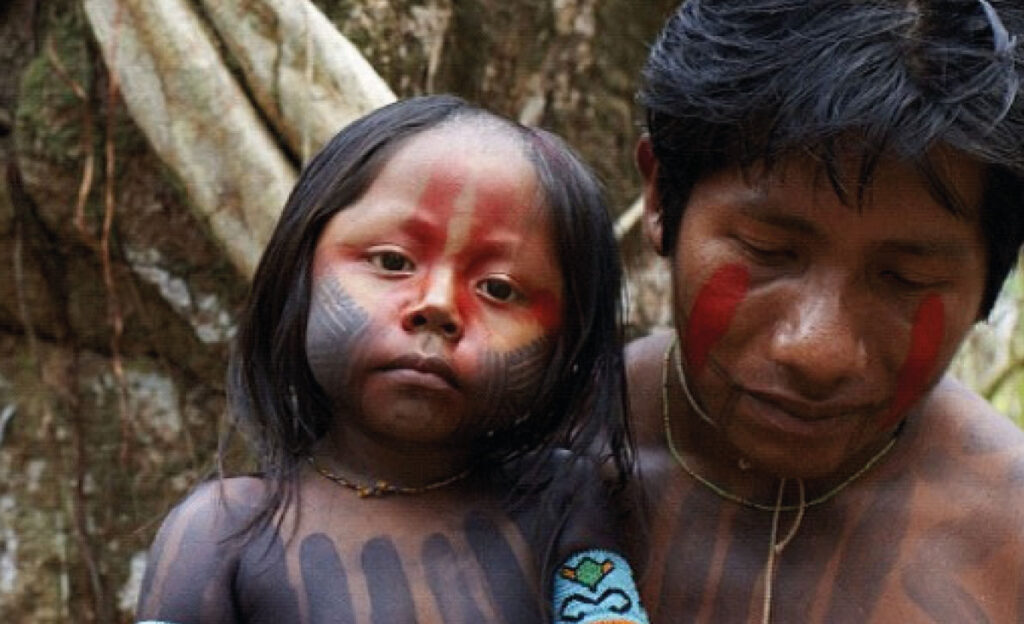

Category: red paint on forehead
[684, 263, 750, 374]
[412, 170, 465, 252]
[880, 294, 944, 430]
[459, 175, 563, 332]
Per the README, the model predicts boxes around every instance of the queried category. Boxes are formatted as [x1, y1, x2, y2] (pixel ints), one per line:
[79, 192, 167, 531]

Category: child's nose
[402, 268, 463, 341]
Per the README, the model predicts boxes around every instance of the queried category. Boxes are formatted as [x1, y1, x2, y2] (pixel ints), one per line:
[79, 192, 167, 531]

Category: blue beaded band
[552, 549, 650, 623]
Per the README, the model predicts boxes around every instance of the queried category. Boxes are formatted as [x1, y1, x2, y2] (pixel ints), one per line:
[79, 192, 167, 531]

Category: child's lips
[381, 354, 460, 389]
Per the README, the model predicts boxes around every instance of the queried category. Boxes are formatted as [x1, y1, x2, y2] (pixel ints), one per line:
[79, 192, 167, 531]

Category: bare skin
[627, 333, 1024, 623]
[135, 459, 614, 623]
[623, 142, 1024, 622]
[136, 123, 623, 623]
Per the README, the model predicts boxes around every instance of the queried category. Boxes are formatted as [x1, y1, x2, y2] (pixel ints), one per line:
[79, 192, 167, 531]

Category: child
[134, 95, 648, 624]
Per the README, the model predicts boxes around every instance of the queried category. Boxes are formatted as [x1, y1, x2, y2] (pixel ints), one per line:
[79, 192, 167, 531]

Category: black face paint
[422, 533, 488, 623]
[300, 533, 357, 624]
[306, 277, 371, 402]
[478, 336, 551, 425]
[362, 536, 417, 623]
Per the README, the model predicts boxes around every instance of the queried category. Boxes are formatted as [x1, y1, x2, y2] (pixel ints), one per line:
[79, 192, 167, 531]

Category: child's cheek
[684, 263, 751, 374]
[305, 279, 373, 400]
[880, 293, 945, 430]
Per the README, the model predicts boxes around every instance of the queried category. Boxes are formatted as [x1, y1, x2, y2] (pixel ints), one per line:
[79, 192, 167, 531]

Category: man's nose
[769, 287, 868, 397]
[401, 267, 463, 341]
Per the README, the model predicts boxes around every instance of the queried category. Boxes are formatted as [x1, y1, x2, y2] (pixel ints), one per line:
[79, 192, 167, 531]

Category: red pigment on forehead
[457, 178, 563, 331]
[684, 263, 750, 374]
[413, 171, 464, 252]
[880, 294, 944, 430]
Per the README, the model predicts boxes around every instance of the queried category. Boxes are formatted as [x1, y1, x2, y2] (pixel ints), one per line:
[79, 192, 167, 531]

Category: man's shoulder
[917, 375, 1024, 451]
[902, 375, 1024, 518]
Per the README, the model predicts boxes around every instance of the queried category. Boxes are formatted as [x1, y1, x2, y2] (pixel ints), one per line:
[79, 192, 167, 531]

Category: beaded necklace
[307, 455, 473, 498]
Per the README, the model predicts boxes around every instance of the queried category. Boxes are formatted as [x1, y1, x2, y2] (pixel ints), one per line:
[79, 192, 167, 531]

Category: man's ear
[636, 136, 667, 256]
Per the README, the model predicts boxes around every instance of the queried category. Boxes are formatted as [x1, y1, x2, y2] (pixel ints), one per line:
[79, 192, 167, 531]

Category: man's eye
[880, 269, 940, 291]
[740, 240, 795, 264]
[370, 251, 414, 272]
[477, 278, 523, 303]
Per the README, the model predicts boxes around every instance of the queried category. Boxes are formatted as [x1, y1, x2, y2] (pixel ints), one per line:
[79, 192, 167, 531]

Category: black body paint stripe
[824, 472, 913, 621]
[362, 536, 418, 624]
[301, 533, 357, 624]
[464, 511, 543, 623]
[422, 533, 488, 623]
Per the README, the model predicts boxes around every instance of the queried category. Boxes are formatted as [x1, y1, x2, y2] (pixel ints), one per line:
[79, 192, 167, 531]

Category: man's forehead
[732, 148, 987, 216]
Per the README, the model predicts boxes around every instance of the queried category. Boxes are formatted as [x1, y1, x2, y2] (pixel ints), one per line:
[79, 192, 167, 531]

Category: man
[625, 1, 1024, 621]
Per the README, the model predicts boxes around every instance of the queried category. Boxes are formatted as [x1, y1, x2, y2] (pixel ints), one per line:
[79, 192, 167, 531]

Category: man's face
[662, 152, 987, 478]
[305, 126, 564, 450]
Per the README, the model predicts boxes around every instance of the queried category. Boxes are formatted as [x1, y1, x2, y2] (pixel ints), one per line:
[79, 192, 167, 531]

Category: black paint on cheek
[362, 536, 417, 624]
[306, 279, 371, 398]
[422, 533, 488, 623]
[300, 533, 357, 624]
[464, 510, 543, 623]
[479, 337, 551, 424]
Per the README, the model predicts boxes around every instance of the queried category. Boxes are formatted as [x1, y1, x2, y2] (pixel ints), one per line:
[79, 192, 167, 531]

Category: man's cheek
[880, 294, 945, 430]
[684, 263, 750, 374]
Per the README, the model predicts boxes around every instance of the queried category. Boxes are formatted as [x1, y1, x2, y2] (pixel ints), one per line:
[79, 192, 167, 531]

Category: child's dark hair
[225, 94, 630, 530]
[640, 0, 1024, 316]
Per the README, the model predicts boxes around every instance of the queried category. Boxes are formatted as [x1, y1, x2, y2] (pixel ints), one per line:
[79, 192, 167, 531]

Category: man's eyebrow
[877, 239, 976, 260]
[736, 200, 821, 237]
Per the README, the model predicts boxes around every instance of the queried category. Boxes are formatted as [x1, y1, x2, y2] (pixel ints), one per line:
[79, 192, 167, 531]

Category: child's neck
[316, 424, 476, 491]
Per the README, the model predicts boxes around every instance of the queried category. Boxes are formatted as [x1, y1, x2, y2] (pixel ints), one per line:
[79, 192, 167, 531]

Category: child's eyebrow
[398, 213, 447, 246]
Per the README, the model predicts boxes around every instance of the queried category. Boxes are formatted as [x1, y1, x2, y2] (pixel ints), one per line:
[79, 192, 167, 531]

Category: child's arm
[549, 458, 649, 624]
[135, 479, 257, 624]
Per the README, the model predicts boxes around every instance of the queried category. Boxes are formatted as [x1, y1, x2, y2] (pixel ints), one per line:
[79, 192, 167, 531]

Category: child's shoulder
[135, 476, 266, 621]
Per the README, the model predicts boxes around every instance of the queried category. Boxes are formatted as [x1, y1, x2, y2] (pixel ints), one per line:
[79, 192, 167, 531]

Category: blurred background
[0, 0, 1020, 621]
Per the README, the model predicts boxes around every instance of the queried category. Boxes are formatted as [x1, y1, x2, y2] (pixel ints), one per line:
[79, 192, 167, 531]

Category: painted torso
[624, 331, 1024, 623]
[136, 455, 626, 624]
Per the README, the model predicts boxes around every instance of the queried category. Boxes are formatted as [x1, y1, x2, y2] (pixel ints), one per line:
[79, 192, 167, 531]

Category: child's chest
[233, 500, 548, 623]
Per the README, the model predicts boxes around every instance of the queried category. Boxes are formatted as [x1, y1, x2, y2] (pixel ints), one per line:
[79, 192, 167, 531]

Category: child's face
[305, 125, 564, 449]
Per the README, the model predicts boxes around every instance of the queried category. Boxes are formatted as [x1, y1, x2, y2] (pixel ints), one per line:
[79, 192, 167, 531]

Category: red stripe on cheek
[684, 263, 750, 374]
[529, 290, 562, 332]
[880, 294, 944, 430]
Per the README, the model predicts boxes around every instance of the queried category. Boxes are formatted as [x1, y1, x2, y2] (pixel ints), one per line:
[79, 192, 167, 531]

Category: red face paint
[880, 294, 944, 430]
[455, 181, 564, 332]
[408, 172, 464, 255]
[684, 263, 750, 374]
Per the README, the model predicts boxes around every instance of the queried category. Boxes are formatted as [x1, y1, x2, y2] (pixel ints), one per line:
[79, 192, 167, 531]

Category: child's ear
[636, 137, 667, 257]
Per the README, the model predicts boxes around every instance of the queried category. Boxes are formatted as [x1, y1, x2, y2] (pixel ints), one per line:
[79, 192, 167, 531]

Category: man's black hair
[225, 94, 630, 534]
[640, 0, 1024, 315]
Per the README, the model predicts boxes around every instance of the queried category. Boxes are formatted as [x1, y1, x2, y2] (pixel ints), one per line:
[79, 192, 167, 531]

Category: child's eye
[477, 277, 524, 303]
[369, 250, 414, 273]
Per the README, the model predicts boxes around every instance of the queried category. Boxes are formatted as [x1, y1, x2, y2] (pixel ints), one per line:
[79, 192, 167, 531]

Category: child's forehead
[368, 125, 546, 216]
